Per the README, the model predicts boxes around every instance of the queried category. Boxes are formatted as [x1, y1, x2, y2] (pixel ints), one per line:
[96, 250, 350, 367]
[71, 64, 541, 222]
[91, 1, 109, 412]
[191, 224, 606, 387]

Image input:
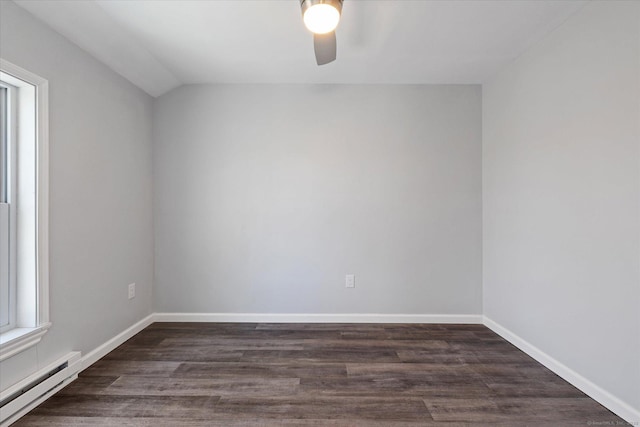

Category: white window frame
[0, 59, 50, 361]
[0, 80, 17, 334]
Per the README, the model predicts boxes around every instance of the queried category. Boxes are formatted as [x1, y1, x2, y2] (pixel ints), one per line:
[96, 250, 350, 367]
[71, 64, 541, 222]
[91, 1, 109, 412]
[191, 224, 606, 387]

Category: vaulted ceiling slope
[14, 0, 587, 97]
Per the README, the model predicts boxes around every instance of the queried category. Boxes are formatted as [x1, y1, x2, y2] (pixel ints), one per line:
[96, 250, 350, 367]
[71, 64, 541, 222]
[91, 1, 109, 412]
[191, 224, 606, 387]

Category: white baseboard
[80, 313, 155, 371]
[153, 312, 483, 324]
[483, 316, 640, 424]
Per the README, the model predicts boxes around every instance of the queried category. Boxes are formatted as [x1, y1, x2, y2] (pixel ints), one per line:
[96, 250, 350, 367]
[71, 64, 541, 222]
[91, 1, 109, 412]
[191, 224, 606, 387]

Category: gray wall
[483, 0, 640, 412]
[154, 84, 482, 314]
[0, 1, 154, 390]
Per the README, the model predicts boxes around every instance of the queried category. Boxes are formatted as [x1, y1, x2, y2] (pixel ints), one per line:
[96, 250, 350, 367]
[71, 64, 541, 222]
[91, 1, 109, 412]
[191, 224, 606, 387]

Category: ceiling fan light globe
[303, 4, 340, 34]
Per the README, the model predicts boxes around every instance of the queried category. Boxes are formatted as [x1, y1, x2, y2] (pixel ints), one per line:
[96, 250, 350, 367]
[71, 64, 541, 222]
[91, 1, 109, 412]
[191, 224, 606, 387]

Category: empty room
[0, 0, 638, 425]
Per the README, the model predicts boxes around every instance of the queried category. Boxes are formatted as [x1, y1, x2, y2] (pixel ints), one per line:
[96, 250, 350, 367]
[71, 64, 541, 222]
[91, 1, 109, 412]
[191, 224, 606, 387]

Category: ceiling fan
[300, 0, 343, 65]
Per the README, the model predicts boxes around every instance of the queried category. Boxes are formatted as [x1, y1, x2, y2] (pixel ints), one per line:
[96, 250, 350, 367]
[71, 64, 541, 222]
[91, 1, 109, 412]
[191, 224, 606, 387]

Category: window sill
[0, 323, 51, 361]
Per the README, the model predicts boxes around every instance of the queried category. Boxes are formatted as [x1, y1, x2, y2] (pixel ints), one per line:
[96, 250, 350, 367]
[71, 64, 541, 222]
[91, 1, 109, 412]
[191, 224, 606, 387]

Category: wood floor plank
[240, 349, 402, 363]
[424, 397, 615, 425]
[102, 376, 300, 397]
[102, 347, 244, 362]
[157, 337, 306, 350]
[346, 362, 475, 376]
[344, 362, 491, 397]
[212, 396, 433, 421]
[300, 375, 492, 398]
[484, 378, 587, 398]
[25, 395, 220, 419]
[172, 361, 347, 379]
[55, 376, 119, 396]
[466, 362, 563, 381]
[424, 397, 506, 422]
[396, 349, 478, 364]
[254, 323, 387, 332]
[339, 330, 479, 341]
[496, 397, 621, 421]
[82, 360, 182, 377]
[302, 338, 451, 351]
[14, 415, 437, 426]
[13, 322, 625, 426]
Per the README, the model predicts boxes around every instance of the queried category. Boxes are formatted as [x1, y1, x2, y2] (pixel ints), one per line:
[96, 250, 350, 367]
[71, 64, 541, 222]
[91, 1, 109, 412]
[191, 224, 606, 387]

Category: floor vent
[0, 352, 81, 426]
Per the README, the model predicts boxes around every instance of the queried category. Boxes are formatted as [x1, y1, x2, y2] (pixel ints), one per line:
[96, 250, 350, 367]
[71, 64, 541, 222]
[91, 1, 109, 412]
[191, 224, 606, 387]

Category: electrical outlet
[345, 274, 355, 288]
[128, 283, 136, 299]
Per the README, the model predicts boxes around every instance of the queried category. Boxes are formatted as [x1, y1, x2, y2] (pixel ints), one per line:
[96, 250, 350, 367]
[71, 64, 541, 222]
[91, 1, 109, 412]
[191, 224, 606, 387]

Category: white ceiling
[14, 0, 587, 97]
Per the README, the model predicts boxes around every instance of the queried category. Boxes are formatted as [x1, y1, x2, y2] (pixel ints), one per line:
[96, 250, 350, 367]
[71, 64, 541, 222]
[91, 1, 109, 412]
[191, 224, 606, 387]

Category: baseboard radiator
[0, 352, 81, 426]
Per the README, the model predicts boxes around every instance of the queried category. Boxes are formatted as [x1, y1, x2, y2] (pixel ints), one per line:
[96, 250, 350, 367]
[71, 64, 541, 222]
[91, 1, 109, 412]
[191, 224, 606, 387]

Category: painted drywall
[0, 0, 154, 390]
[154, 84, 482, 315]
[483, 0, 640, 413]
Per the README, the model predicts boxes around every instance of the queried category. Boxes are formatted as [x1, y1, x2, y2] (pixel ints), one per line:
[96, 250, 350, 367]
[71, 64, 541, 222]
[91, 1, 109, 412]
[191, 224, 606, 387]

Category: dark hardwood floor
[15, 323, 623, 426]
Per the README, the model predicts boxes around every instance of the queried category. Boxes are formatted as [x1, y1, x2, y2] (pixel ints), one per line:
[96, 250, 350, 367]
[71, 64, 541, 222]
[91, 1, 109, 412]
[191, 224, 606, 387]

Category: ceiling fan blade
[314, 31, 337, 65]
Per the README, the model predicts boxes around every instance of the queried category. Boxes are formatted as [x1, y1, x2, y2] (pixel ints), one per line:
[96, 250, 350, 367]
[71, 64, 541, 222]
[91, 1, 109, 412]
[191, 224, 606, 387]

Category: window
[0, 80, 16, 334]
[0, 59, 50, 360]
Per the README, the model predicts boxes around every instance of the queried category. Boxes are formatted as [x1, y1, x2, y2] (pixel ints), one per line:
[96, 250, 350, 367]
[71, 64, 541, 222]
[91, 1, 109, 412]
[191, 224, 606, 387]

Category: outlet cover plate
[345, 274, 355, 288]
